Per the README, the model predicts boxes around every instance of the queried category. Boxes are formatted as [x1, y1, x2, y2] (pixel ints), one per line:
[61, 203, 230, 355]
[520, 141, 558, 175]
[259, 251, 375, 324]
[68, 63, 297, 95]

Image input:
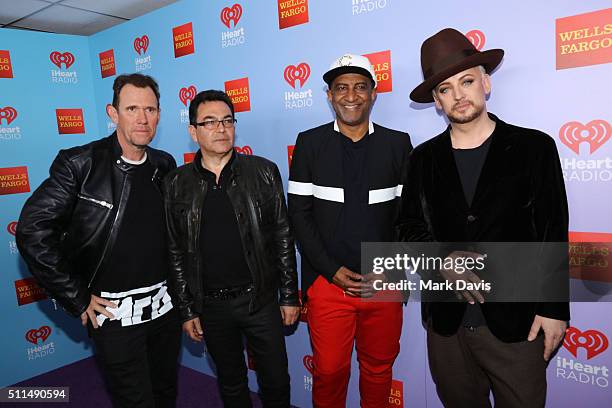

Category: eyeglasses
[193, 118, 237, 129]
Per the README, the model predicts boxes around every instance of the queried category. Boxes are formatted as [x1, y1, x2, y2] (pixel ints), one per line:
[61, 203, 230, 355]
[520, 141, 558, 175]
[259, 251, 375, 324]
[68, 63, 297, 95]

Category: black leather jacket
[16, 134, 177, 317]
[164, 151, 298, 322]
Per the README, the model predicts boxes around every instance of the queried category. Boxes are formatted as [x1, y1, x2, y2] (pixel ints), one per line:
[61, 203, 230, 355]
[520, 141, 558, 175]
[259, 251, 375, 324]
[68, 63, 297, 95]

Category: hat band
[423, 49, 479, 79]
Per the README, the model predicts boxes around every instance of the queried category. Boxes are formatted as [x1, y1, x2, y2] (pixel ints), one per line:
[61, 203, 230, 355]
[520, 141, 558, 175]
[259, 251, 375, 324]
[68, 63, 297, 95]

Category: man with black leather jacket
[16, 74, 180, 407]
[164, 89, 299, 408]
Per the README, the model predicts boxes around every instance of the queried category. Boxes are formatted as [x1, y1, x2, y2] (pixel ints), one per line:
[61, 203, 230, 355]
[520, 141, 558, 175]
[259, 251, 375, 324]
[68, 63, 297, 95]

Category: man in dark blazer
[288, 53, 412, 408]
[397, 29, 570, 407]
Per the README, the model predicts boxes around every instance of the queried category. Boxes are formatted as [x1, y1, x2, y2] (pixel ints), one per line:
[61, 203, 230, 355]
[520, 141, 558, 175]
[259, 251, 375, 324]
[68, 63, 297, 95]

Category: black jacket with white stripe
[288, 121, 412, 299]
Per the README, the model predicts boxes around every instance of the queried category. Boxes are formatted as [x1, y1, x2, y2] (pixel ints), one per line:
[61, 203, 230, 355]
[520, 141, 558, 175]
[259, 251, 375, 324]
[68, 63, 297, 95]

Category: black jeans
[92, 309, 181, 408]
[200, 295, 290, 408]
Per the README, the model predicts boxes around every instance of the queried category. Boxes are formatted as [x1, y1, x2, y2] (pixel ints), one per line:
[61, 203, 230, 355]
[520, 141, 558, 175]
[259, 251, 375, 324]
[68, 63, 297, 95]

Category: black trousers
[427, 325, 547, 408]
[200, 295, 291, 408]
[92, 309, 181, 408]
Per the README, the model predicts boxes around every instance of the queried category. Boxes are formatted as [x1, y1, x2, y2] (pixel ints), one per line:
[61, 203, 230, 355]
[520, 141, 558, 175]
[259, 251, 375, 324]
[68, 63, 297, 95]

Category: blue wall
[2, 1, 611, 406]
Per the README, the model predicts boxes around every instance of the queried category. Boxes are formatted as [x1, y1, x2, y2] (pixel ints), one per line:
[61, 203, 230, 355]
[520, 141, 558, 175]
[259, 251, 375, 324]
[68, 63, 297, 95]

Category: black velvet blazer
[396, 113, 570, 342]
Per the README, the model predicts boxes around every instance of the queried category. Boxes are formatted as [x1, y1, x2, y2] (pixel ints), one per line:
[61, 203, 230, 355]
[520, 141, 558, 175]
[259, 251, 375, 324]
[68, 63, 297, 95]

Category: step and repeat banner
[1, 1, 611, 406]
[0, 28, 102, 387]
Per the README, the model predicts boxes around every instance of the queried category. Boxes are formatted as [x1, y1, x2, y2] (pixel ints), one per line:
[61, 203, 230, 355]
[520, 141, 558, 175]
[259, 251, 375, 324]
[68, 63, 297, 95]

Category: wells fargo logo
[56, 109, 85, 134]
[465, 29, 486, 51]
[25, 326, 52, 345]
[287, 145, 295, 168]
[224, 77, 250, 112]
[183, 152, 196, 164]
[278, 0, 309, 29]
[556, 8, 612, 70]
[0, 50, 13, 78]
[569, 231, 611, 282]
[7, 221, 17, 236]
[564, 327, 608, 360]
[49, 51, 75, 69]
[389, 379, 404, 407]
[559, 120, 611, 155]
[15, 278, 47, 306]
[134, 35, 149, 55]
[0, 106, 18, 125]
[179, 85, 197, 107]
[99, 49, 116, 78]
[184, 147, 250, 164]
[284, 63, 310, 88]
[0, 166, 30, 195]
[173, 22, 195, 58]
[303, 355, 314, 374]
[221, 4, 243, 28]
[234, 145, 253, 155]
[363, 50, 392, 93]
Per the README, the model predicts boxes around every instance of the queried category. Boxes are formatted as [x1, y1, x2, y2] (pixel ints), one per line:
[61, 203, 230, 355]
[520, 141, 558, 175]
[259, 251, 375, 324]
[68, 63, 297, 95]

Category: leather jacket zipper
[77, 194, 113, 209]
[151, 168, 163, 196]
[87, 176, 129, 288]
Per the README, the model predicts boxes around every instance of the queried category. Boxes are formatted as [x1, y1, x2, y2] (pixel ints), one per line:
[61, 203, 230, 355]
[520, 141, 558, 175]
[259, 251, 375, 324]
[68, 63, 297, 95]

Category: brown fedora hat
[410, 28, 504, 103]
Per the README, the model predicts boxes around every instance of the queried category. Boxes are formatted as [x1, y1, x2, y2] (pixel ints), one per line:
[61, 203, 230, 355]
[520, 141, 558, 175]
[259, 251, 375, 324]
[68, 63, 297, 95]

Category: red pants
[307, 276, 403, 408]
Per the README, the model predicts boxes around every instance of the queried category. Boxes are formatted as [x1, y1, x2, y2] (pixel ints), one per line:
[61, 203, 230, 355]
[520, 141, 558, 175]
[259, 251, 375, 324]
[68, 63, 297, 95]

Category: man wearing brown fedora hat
[397, 28, 570, 407]
[288, 53, 412, 407]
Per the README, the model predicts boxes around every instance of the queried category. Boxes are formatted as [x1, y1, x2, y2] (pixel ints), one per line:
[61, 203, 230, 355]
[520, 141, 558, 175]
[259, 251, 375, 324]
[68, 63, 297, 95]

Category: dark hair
[189, 90, 235, 125]
[112, 73, 160, 108]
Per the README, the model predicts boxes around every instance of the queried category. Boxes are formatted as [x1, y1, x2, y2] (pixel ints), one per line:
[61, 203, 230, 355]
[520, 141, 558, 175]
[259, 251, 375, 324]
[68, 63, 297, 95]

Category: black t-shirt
[453, 136, 492, 206]
[330, 132, 371, 274]
[93, 159, 169, 294]
[196, 154, 252, 290]
[453, 135, 493, 327]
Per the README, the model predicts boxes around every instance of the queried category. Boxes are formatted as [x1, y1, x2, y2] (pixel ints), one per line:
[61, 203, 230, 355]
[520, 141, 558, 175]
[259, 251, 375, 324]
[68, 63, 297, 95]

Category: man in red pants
[288, 53, 413, 407]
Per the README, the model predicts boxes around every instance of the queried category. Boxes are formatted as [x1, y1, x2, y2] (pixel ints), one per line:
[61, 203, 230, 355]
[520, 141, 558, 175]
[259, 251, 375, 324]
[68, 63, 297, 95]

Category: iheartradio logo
[0, 106, 17, 126]
[134, 35, 149, 55]
[179, 85, 197, 107]
[234, 145, 252, 155]
[221, 4, 242, 28]
[559, 120, 611, 155]
[564, 327, 608, 360]
[465, 30, 486, 51]
[25, 326, 52, 345]
[49, 51, 75, 69]
[7, 221, 17, 236]
[284, 63, 310, 88]
[303, 355, 314, 375]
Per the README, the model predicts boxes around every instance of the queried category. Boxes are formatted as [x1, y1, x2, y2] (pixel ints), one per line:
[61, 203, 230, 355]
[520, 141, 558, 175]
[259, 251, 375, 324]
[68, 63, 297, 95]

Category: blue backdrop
[1, 1, 611, 406]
